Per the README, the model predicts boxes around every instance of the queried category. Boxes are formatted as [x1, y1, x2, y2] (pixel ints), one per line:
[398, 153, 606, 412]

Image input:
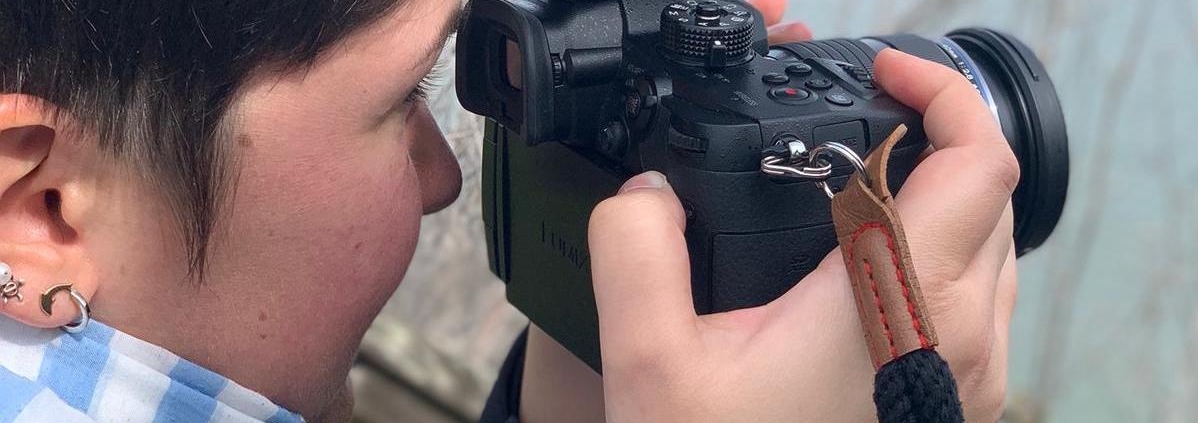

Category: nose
[408, 104, 463, 215]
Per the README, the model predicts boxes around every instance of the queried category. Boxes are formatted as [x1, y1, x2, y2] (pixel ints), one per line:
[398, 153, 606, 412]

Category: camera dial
[661, 0, 756, 68]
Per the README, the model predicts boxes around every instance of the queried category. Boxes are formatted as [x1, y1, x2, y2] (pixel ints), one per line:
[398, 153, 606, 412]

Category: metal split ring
[808, 142, 873, 200]
[760, 140, 872, 199]
[760, 155, 833, 179]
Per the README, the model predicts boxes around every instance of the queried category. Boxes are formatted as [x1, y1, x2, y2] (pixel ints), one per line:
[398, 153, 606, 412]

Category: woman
[0, 0, 1016, 422]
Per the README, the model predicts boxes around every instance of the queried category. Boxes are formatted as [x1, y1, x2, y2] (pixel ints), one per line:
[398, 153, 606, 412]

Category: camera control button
[668, 127, 708, 153]
[769, 87, 813, 104]
[762, 73, 790, 85]
[806, 78, 834, 90]
[785, 63, 813, 76]
[825, 93, 854, 106]
[695, 2, 724, 20]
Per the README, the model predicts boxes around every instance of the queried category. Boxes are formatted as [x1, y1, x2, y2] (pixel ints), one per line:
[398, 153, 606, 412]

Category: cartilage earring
[0, 262, 25, 305]
[40, 283, 90, 333]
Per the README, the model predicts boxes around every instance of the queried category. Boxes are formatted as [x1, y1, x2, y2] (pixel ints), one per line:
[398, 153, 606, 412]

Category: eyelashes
[405, 53, 451, 104]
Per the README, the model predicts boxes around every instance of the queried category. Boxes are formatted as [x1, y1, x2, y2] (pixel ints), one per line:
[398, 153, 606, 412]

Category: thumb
[590, 171, 698, 364]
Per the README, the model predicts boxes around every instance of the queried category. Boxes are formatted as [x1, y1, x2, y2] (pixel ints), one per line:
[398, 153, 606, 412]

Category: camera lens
[861, 30, 1069, 255]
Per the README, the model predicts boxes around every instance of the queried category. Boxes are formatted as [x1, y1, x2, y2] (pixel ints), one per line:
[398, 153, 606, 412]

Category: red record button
[769, 87, 813, 104]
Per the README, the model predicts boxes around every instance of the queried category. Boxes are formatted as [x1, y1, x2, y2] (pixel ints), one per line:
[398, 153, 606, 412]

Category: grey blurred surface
[354, 1, 1198, 422]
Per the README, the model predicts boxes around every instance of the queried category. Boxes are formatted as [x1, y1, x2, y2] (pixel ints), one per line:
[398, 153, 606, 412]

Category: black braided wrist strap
[874, 349, 964, 423]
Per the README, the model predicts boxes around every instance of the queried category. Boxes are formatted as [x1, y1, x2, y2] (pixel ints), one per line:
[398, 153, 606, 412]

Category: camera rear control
[668, 127, 708, 153]
[785, 63, 813, 76]
[825, 93, 854, 106]
[762, 73, 790, 85]
[598, 121, 630, 158]
[769, 87, 814, 104]
[806, 78, 833, 90]
[841, 64, 877, 89]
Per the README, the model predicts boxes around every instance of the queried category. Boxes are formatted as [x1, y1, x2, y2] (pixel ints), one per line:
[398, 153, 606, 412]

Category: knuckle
[990, 146, 1022, 195]
[945, 333, 1003, 414]
[960, 331, 995, 374]
[939, 68, 977, 93]
[961, 144, 1021, 198]
[961, 373, 1008, 423]
[999, 265, 1019, 315]
[926, 66, 980, 104]
[941, 321, 996, 383]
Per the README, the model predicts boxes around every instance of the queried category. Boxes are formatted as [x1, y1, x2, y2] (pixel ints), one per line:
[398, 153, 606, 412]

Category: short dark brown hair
[0, 0, 399, 277]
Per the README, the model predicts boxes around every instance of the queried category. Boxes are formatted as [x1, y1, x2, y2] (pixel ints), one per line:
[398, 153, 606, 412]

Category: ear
[0, 94, 101, 329]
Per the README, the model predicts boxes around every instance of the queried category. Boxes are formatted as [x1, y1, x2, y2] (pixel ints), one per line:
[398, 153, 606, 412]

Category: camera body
[457, 0, 1066, 370]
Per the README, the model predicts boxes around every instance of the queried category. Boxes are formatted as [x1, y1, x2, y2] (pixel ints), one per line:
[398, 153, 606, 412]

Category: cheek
[223, 131, 425, 317]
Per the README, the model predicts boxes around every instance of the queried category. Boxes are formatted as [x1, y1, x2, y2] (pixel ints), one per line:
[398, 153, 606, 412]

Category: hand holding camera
[591, 46, 1018, 423]
[459, 0, 1068, 420]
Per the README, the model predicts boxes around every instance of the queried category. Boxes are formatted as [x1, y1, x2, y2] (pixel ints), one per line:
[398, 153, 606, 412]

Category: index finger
[873, 48, 1020, 284]
[875, 49, 1015, 157]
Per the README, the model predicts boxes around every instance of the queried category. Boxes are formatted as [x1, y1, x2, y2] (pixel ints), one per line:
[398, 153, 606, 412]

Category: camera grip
[669, 143, 924, 316]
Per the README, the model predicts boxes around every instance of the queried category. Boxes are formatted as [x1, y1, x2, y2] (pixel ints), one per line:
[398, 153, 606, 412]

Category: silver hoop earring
[0, 262, 25, 305]
[40, 284, 90, 333]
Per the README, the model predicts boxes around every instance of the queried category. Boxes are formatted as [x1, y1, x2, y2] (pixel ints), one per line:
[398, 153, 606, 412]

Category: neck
[91, 273, 377, 421]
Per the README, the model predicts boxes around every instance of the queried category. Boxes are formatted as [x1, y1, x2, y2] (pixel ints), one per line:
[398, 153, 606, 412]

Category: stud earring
[0, 262, 25, 305]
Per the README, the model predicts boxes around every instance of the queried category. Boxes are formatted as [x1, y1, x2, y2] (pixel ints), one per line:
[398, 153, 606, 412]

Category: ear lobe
[0, 94, 98, 329]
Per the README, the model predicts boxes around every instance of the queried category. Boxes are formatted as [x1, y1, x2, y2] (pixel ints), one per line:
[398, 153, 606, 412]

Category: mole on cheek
[238, 134, 254, 148]
[258, 311, 267, 322]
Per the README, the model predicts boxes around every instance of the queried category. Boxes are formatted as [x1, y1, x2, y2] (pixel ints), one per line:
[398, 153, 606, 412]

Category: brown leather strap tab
[831, 125, 938, 370]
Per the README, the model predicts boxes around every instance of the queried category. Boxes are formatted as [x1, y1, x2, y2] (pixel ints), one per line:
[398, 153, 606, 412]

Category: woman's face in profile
[119, 0, 462, 412]
[203, 0, 463, 373]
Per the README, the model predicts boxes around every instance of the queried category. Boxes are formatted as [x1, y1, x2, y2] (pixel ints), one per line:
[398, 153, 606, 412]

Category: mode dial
[661, 0, 756, 68]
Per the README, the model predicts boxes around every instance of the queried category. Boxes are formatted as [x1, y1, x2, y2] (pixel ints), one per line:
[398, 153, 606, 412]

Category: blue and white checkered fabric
[0, 316, 304, 423]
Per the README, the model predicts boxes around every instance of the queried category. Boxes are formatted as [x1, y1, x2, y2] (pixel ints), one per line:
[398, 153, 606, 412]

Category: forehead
[235, 0, 459, 121]
[351, 0, 461, 61]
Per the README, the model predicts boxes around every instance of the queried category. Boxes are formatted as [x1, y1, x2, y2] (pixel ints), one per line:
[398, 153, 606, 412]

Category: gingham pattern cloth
[0, 316, 304, 423]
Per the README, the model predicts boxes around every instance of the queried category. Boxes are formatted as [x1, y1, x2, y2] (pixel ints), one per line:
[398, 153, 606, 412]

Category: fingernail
[619, 171, 667, 194]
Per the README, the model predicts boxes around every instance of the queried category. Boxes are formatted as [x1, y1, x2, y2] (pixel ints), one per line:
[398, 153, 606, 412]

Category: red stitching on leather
[863, 257, 898, 360]
[849, 222, 930, 352]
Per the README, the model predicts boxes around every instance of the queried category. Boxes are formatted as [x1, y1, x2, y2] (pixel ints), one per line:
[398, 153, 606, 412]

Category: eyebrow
[412, 6, 464, 69]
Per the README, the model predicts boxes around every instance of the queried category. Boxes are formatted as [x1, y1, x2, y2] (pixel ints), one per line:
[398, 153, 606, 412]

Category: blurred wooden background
[352, 0, 1198, 421]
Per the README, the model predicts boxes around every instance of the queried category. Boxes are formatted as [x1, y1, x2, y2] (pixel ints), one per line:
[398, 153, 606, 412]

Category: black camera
[457, 0, 1069, 370]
